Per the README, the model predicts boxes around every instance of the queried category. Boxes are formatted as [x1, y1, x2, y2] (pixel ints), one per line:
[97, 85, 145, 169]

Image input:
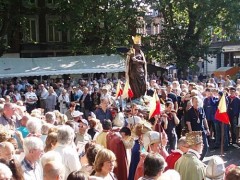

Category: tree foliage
[56, 0, 146, 55]
[145, 0, 240, 70]
[0, 0, 20, 56]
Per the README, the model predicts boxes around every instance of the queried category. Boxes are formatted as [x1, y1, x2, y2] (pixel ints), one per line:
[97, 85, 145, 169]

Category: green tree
[0, 0, 19, 56]
[145, 0, 240, 74]
[56, 0, 146, 55]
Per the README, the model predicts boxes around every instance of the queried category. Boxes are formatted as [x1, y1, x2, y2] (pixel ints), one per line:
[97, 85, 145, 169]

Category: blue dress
[128, 139, 140, 180]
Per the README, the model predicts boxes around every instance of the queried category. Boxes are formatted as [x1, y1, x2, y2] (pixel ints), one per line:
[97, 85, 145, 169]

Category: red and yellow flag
[122, 80, 134, 99]
[149, 91, 161, 119]
[215, 94, 230, 124]
[115, 80, 123, 98]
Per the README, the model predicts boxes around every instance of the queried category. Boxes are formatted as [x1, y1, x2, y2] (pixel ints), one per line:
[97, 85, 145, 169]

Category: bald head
[177, 137, 189, 153]
[3, 103, 14, 118]
[0, 142, 15, 162]
[43, 161, 64, 180]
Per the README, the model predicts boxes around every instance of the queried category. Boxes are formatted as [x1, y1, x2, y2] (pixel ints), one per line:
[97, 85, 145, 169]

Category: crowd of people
[0, 73, 239, 180]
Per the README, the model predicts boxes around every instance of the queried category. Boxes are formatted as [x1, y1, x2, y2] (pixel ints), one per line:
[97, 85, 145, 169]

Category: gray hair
[0, 163, 12, 179]
[177, 137, 187, 149]
[45, 112, 56, 124]
[41, 123, 53, 135]
[57, 125, 74, 145]
[26, 117, 42, 134]
[23, 137, 43, 155]
[41, 151, 62, 167]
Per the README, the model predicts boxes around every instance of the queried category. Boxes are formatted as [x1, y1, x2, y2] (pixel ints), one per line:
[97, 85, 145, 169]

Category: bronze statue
[126, 36, 147, 99]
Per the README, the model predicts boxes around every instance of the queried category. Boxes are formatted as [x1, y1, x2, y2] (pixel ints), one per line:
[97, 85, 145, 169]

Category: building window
[47, 19, 62, 42]
[23, 17, 39, 42]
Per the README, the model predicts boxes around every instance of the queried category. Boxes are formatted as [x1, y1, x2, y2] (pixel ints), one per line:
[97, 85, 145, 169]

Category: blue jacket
[203, 96, 218, 121]
[227, 96, 240, 118]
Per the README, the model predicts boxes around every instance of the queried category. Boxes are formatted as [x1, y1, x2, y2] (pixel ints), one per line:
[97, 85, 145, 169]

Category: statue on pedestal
[126, 36, 147, 100]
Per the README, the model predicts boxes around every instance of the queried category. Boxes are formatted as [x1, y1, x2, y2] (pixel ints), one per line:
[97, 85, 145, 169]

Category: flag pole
[221, 122, 224, 156]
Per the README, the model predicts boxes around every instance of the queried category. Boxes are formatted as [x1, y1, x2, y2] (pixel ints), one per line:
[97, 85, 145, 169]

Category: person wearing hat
[205, 156, 225, 180]
[125, 35, 147, 99]
[134, 131, 169, 180]
[227, 87, 240, 146]
[174, 131, 206, 180]
[74, 119, 92, 145]
[70, 110, 84, 133]
[87, 117, 100, 140]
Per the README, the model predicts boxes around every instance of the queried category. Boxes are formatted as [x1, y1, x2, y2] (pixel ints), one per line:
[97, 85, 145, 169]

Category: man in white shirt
[54, 125, 81, 179]
[25, 85, 38, 113]
[39, 84, 49, 113]
[58, 89, 70, 114]
[75, 119, 92, 145]
[21, 137, 44, 180]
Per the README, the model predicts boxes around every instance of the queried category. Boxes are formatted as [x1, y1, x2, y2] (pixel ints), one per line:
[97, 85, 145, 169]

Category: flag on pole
[122, 80, 134, 99]
[215, 94, 230, 124]
[115, 80, 123, 98]
[149, 91, 161, 119]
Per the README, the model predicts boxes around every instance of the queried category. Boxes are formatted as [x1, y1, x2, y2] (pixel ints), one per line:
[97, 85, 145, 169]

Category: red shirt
[165, 150, 182, 171]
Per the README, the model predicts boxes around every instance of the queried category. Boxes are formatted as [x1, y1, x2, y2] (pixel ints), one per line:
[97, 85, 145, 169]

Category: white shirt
[58, 94, 70, 108]
[40, 88, 49, 99]
[187, 149, 201, 159]
[25, 92, 38, 104]
[14, 93, 22, 101]
[54, 144, 81, 179]
[21, 159, 42, 180]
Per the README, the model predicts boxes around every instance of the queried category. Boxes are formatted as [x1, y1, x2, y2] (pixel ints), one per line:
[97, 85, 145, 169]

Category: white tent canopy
[0, 54, 125, 78]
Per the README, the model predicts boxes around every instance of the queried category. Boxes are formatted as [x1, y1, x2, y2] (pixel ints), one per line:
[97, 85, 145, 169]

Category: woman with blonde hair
[89, 148, 117, 180]
[53, 110, 68, 125]
[44, 132, 58, 152]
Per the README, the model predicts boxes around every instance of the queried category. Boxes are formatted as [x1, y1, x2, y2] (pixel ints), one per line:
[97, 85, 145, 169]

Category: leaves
[145, 0, 240, 69]
[56, 0, 143, 55]
[0, 0, 20, 55]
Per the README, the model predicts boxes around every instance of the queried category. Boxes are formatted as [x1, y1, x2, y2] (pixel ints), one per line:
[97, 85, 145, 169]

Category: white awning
[222, 45, 240, 52]
[0, 54, 125, 78]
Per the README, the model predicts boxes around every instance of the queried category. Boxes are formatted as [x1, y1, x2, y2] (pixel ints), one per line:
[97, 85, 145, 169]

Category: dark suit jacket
[79, 93, 92, 110]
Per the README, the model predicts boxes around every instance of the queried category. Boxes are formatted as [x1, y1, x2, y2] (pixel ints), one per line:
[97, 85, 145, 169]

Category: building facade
[4, 0, 71, 58]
